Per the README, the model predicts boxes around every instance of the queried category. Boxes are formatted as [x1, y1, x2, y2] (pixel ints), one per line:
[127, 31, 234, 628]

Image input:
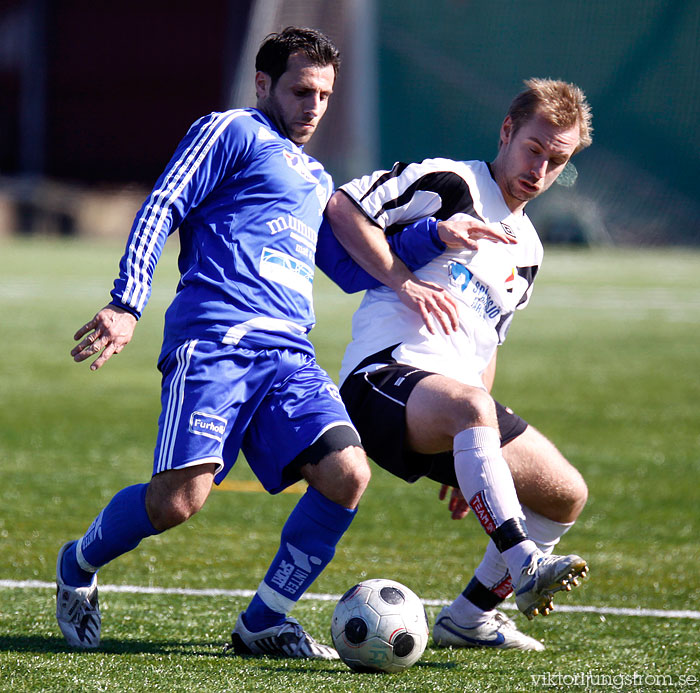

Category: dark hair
[255, 26, 340, 87]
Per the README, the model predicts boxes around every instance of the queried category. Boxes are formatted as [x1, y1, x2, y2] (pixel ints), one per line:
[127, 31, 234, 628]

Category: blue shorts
[153, 340, 358, 493]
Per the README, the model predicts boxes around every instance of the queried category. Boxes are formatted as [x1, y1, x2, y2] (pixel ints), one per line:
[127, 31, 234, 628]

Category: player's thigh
[405, 374, 498, 454]
[154, 340, 273, 481]
[502, 424, 588, 522]
[244, 351, 366, 498]
[341, 366, 442, 483]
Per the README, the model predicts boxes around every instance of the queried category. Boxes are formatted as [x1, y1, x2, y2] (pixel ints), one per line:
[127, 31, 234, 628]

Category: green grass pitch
[0, 238, 698, 692]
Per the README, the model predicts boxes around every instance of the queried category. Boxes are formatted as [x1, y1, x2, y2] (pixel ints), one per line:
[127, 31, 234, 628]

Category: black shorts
[339, 353, 528, 487]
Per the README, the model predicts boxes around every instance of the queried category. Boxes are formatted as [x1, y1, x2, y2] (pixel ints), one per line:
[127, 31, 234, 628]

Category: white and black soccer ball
[331, 578, 429, 673]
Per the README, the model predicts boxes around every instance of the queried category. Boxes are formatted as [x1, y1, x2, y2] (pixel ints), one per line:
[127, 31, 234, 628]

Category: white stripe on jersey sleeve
[122, 110, 249, 313]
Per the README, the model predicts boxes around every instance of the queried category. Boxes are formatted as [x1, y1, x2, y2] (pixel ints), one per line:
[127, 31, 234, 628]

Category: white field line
[3, 579, 699, 620]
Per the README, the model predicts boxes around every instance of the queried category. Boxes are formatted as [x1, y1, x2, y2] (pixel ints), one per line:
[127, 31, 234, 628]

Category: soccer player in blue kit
[55, 26, 459, 659]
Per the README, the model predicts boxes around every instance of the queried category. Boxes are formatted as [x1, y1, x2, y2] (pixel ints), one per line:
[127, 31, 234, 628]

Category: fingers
[71, 331, 107, 363]
[439, 486, 470, 520]
[71, 324, 105, 361]
[89, 343, 117, 371]
[419, 286, 458, 335]
[449, 488, 470, 520]
[470, 226, 516, 244]
[398, 279, 458, 334]
[70, 307, 136, 370]
[438, 220, 518, 249]
[73, 318, 97, 342]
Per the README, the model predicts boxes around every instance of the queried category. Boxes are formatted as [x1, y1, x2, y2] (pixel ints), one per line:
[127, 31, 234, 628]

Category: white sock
[454, 425, 535, 580]
[502, 539, 539, 580]
[522, 507, 574, 555]
[453, 426, 525, 529]
[473, 506, 576, 596]
[474, 540, 511, 592]
[447, 593, 495, 626]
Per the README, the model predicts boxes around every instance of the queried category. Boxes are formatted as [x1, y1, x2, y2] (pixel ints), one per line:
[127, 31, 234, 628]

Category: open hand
[396, 278, 459, 335]
[438, 219, 518, 250]
[71, 305, 137, 371]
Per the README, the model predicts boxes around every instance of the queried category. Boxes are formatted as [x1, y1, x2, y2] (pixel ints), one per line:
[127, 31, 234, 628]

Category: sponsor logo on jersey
[448, 261, 502, 320]
[189, 411, 227, 441]
[449, 261, 473, 290]
[501, 222, 517, 240]
[270, 543, 322, 596]
[283, 150, 318, 184]
[265, 214, 318, 248]
[259, 247, 314, 298]
[469, 491, 497, 534]
[325, 382, 343, 403]
[256, 125, 275, 141]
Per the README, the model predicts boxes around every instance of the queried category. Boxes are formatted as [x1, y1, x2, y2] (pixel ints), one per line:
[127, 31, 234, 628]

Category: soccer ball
[331, 578, 429, 673]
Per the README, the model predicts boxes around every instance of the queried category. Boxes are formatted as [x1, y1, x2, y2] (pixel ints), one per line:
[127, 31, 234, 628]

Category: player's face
[493, 113, 580, 213]
[256, 52, 335, 146]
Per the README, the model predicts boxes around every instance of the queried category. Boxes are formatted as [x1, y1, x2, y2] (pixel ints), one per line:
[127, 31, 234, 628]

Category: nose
[531, 157, 548, 180]
[304, 92, 322, 118]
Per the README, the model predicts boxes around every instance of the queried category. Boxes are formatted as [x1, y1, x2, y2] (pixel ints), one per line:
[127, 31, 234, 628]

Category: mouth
[518, 178, 540, 195]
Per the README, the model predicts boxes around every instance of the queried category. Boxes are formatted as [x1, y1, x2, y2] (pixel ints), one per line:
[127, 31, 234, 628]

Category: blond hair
[507, 78, 593, 153]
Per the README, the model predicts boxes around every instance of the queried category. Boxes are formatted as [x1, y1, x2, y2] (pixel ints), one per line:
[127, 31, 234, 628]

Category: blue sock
[243, 486, 356, 632]
[61, 483, 159, 587]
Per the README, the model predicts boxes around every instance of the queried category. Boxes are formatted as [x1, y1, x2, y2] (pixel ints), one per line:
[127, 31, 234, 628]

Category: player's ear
[255, 71, 272, 100]
[500, 116, 513, 147]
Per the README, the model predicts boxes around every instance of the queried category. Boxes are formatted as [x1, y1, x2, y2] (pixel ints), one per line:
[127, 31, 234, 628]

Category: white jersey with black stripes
[338, 159, 543, 388]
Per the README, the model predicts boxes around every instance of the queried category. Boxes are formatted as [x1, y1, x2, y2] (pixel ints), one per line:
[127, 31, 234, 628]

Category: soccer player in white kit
[327, 79, 594, 650]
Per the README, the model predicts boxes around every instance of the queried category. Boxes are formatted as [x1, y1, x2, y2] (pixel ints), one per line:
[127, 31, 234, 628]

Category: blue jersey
[109, 108, 445, 362]
[110, 108, 333, 359]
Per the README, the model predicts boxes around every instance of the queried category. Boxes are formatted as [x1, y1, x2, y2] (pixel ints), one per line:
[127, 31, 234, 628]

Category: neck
[257, 102, 292, 143]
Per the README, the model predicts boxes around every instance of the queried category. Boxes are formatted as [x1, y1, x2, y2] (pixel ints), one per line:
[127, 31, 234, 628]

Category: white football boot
[226, 613, 339, 660]
[433, 606, 544, 651]
[55, 541, 101, 648]
[514, 551, 588, 620]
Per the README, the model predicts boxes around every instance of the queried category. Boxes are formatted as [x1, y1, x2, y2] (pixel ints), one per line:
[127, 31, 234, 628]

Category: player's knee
[147, 499, 200, 531]
[567, 469, 588, 519]
[449, 386, 497, 433]
[330, 447, 371, 507]
[549, 466, 588, 523]
[145, 466, 214, 531]
[304, 446, 370, 510]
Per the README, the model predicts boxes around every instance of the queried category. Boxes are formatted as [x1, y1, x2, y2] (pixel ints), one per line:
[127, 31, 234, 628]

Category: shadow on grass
[0, 634, 225, 657]
[256, 660, 460, 676]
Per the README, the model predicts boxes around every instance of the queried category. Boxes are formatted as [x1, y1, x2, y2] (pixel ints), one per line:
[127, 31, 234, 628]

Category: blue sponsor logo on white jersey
[449, 261, 473, 290]
[448, 260, 501, 320]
